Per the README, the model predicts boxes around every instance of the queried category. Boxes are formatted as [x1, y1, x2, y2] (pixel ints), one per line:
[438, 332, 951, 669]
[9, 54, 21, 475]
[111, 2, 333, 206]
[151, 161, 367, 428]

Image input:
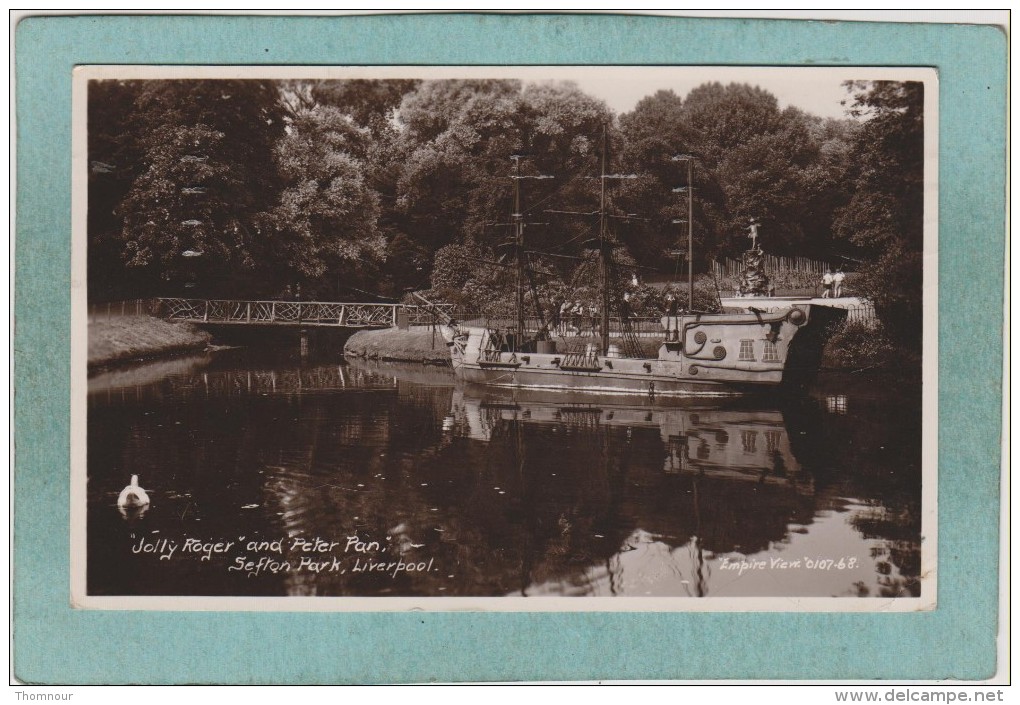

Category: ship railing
[456, 314, 664, 338]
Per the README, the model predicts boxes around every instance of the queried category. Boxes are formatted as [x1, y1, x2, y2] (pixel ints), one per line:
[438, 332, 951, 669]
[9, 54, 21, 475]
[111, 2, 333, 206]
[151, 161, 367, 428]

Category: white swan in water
[118, 475, 150, 508]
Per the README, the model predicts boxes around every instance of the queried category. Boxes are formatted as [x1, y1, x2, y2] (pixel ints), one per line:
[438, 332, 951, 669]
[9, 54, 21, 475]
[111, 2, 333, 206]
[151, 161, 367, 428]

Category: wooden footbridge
[157, 298, 451, 329]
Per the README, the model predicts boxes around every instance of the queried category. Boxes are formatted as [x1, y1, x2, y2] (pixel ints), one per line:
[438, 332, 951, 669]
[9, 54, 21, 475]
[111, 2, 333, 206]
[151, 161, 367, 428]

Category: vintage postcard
[71, 64, 938, 612]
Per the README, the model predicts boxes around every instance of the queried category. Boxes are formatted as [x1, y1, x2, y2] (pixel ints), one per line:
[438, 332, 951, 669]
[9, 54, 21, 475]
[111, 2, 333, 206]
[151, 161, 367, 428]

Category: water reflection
[826, 394, 848, 415]
[87, 353, 922, 599]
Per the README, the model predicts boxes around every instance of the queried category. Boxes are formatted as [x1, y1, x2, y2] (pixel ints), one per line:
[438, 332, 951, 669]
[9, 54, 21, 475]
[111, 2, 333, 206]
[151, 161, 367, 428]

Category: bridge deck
[158, 298, 451, 328]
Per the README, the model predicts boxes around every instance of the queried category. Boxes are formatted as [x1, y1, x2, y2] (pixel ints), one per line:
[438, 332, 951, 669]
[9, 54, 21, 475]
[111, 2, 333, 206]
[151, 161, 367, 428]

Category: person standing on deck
[664, 292, 679, 341]
[621, 292, 632, 323]
[571, 301, 583, 335]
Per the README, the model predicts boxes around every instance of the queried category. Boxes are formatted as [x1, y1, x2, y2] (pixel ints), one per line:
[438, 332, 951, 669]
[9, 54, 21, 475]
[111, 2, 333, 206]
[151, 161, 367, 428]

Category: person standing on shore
[833, 267, 845, 298]
[821, 268, 834, 299]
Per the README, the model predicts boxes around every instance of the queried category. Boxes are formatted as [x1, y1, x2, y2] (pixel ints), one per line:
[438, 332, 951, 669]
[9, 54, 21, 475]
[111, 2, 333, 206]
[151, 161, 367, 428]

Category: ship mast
[511, 155, 525, 345]
[508, 155, 552, 350]
[599, 127, 610, 356]
[595, 125, 637, 355]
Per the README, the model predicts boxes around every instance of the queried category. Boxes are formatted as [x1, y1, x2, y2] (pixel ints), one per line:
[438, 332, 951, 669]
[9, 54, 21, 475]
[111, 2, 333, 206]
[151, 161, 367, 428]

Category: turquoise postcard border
[13, 14, 1005, 683]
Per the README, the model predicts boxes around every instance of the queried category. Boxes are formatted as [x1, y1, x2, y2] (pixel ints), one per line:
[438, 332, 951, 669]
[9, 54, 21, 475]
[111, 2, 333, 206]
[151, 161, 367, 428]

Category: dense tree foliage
[391, 80, 611, 274]
[87, 76, 924, 336]
[260, 104, 384, 294]
[833, 81, 925, 346]
[616, 83, 856, 269]
[92, 80, 285, 297]
[88, 80, 146, 298]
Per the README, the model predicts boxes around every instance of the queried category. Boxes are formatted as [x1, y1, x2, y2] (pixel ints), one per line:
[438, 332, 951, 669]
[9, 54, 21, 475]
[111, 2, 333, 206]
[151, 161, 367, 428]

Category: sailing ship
[441, 131, 845, 395]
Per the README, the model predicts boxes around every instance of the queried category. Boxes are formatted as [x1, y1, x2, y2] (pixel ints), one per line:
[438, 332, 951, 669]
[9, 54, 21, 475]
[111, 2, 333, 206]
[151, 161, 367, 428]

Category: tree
[276, 79, 423, 295]
[795, 116, 860, 261]
[115, 80, 285, 294]
[398, 79, 523, 143]
[833, 81, 924, 345]
[392, 79, 527, 258]
[391, 79, 613, 281]
[262, 104, 384, 295]
[715, 109, 819, 254]
[87, 79, 145, 299]
[426, 242, 516, 315]
[617, 83, 821, 270]
[311, 79, 420, 136]
[680, 82, 788, 167]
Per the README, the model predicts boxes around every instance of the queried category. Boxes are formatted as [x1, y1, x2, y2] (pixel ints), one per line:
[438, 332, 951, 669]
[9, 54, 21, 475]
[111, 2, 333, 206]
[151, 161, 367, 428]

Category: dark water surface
[87, 347, 922, 599]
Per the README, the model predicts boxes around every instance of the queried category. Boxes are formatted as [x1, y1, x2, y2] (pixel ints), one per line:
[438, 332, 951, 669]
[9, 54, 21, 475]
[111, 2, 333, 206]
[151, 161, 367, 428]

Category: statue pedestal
[738, 246, 771, 297]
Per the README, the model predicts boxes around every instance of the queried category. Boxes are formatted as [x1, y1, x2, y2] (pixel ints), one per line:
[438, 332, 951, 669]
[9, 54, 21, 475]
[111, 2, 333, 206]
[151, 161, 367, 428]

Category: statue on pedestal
[738, 221, 771, 297]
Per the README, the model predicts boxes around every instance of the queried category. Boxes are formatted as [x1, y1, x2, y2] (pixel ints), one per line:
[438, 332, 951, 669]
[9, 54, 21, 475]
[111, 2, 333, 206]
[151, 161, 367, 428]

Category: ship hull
[444, 304, 844, 396]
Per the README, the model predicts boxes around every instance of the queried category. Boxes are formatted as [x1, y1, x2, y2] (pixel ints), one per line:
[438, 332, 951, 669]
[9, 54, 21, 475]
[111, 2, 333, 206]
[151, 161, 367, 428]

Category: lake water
[87, 347, 922, 599]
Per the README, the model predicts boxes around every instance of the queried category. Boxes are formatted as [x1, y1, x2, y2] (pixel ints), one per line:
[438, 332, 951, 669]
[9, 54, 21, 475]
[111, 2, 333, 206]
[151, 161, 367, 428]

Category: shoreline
[343, 326, 451, 365]
[88, 316, 213, 371]
[86, 316, 920, 379]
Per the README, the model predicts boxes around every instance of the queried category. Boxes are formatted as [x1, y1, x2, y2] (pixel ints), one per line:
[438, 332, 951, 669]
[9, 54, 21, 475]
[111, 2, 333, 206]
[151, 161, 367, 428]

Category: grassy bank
[88, 316, 212, 369]
[344, 327, 451, 365]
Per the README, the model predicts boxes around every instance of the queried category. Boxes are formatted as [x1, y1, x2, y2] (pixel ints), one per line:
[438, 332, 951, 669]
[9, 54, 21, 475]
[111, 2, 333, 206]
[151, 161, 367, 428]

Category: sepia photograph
[72, 65, 936, 609]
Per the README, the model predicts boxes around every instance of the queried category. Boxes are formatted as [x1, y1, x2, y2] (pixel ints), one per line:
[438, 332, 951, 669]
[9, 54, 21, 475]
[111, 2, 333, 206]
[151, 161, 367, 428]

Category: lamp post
[670, 218, 687, 306]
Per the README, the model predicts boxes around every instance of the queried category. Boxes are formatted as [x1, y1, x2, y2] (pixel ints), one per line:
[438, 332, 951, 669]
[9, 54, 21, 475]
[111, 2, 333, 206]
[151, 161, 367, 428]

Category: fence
[88, 298, 158, 321]
[407, 304, 455, 325]
[712, 255, 829, 279]
[844, 303, 877, 325]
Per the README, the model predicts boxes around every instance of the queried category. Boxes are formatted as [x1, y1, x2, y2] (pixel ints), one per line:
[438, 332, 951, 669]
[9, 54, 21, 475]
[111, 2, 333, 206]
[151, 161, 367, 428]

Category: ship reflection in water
[87, 352, 922, 599]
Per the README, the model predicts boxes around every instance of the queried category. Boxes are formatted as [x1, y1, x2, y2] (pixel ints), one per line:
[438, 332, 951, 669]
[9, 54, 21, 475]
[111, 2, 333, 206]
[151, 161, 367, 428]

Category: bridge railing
[157, 298, 454, 328]
[88, 298, 159, 321]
